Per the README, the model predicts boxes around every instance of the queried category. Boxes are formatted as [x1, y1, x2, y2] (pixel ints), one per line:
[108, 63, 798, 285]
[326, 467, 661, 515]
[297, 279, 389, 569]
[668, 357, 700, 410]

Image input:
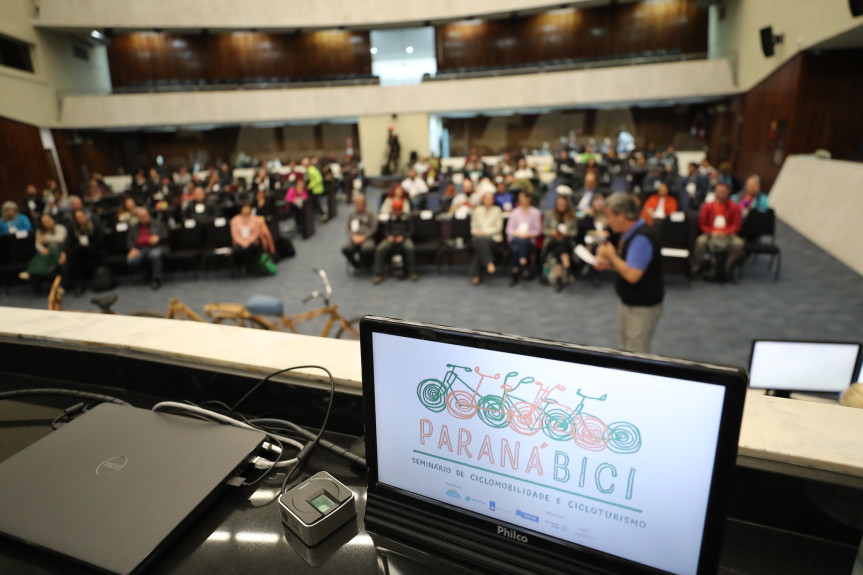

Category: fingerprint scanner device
[0, 403, 266, 575]
[279, 471, 357, 546]
[360, 316, 748, 575]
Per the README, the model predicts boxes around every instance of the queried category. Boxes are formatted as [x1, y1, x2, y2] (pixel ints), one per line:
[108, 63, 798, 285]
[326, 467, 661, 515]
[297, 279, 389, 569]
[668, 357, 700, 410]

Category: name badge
[8, 226, 17, 233]
[79, 235, 89, 247]
[557, 223, 567, 234]
[454, 207, 469, 220]
[184, 219, 197, 229]
[517, 222, 529, 234]
[686, 182, 696, 195]
[116, 222, 129, 232]
[503, 202, 512, 211]
[379, 213, 390, 222]
[28, 200, 36, 211]
[713, 215, 726, 229]
[241, 226, 251, 239]
[595, 221, 605, 232]
[214, 217, 227, 227]
[195, 203, 205, 214]
[14, 230, 28, 239]
[350, 219, 360, 233]
[669, 212, 685, 223]
[420, 210, 434, 220]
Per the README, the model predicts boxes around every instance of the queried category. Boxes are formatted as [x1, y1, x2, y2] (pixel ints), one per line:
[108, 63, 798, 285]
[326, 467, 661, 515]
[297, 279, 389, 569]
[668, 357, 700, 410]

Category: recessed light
[405, 46, 414, 54]
[370, 47, 378, 54]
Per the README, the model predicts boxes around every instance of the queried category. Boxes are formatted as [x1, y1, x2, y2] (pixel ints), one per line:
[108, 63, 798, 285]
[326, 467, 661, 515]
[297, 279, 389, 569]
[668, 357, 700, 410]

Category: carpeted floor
[3, 186, 862, 372]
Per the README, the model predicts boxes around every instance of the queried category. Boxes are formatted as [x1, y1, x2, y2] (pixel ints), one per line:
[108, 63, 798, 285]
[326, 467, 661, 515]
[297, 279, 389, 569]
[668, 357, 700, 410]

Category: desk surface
[1, 307, 862, 487]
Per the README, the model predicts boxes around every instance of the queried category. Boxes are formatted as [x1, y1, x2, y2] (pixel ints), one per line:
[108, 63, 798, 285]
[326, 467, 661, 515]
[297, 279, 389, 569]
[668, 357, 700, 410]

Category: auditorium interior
[0, 1, 862, 574]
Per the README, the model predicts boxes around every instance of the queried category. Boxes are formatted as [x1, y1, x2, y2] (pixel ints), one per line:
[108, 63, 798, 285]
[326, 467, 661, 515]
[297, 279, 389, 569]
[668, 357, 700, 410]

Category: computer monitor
[361, 317, 747, 575]
[748, 340, 862, 394]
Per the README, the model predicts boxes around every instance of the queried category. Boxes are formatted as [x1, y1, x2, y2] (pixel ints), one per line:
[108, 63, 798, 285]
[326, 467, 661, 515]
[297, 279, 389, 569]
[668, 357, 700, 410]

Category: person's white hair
[556, 185, 573, 196]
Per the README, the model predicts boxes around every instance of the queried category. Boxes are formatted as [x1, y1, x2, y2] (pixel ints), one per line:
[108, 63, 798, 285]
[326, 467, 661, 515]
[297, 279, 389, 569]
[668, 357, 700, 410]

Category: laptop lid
[0, 403, 265, 575]
[361, 317, 747, 575]
[749, 339, 862, 394]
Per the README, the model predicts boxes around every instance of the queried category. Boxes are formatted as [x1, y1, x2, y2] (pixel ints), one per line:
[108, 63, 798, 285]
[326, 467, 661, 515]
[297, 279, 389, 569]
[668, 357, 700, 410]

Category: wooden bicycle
[204, 268, 360, 339]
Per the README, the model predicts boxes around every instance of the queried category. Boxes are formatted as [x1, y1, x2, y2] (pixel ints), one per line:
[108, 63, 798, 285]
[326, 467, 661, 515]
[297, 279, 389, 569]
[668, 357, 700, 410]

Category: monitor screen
[361, 317, 747, 575]
[749, 340, 862, 393]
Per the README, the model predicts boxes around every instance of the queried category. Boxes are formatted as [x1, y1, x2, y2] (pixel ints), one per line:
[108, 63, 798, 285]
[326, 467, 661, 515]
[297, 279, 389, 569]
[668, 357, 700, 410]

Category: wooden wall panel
[436, 0, 708, 72]
[0, 116, 54, 205]
[789, 50, 863, 162]
[734, 55, 803, 189]
[108, 31, 371, 88]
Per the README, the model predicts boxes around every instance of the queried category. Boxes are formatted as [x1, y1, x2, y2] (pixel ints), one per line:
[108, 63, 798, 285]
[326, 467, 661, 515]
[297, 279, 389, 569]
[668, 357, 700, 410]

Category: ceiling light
[370, 47, 378, 54]
[405, 46, 414, 54]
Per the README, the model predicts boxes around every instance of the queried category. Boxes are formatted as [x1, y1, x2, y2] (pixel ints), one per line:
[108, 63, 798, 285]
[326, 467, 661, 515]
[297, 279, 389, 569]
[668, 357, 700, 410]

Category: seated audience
[401, 168, 429, 208]
[580, 193, 611, 246]
[115, 197, 139, 226]
[716, 161, 741, 194]
[173, 165, 192, 187]
[182, 187, 215, 223]
[81, 177, 105, 202]
[373, 198, 417, 284]
[513, 158, 536, 181]
[21, 214, 67, 285]
[380, 185, 412, 215]
[470, 191, 504, 286]
[127, 208, 167, 290]
[575, 172, 601, 213]
[218, 162, 233, 188]
[464, 158, 486, 183]
[284, 176, 308, 236]
[65, 196, 94, 230]
[543, 195, 578, 292]
[342, 194, 378, 269]
[253, 167, 270, 193]
[493, 181, 514, 212]
[678, 162, 707, 213]
[65, 209, 104, 295]
[21, 185, 44, 221]
[506, 190, 542, 285]
[692, 182, 744, 277]
[252, 188, 274, 218]
[640, 182, 678, 226]
[42, 179, 60, 202]
[230, 203, 263, 274]
[0, 201, 33, 235]
[733, 175, 769, 218]
[449, 179, 478, 217]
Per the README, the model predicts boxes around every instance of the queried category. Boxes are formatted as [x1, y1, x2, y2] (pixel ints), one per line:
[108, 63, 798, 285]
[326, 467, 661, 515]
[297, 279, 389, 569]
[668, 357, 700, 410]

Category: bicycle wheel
[572, 415, 610, 452]
[508, 403, 542, 436]
[131, 310, 166, 319]
[477, 395, 512, 429]
[445, 390, 477, 419]
[417, 378, 447, 412]
[607, 421, 642, 454]
[542, 408, 574, 441]
[335, 316, 362, 339]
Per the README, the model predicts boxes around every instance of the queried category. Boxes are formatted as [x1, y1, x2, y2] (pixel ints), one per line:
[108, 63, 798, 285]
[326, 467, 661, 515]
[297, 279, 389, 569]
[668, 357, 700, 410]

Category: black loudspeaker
[760, 26, 783, 57]
[851, 0, 863, 17]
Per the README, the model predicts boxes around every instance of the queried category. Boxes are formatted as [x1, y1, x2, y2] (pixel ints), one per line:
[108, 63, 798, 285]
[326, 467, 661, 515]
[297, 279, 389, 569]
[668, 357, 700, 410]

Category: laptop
[748, 339, 862, 395]
[361, 316, 747, 575]
[0, 402, 266, 574]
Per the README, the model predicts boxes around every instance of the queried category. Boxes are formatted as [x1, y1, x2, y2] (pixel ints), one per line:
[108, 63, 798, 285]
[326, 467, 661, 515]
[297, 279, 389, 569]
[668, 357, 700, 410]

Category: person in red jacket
[691, 182, 744, 276]
[640, 182, 679, 226]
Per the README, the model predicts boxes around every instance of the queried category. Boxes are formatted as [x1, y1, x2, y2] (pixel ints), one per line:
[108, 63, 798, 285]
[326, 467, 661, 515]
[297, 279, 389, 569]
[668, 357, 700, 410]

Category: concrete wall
[711, 0, 863, 91]
[359, 113, 430, 177]
[58, 58, 736, 129]
[36, 0, 590, 30]
[0, 0, 112, 126]
[770, 155, 863, 277]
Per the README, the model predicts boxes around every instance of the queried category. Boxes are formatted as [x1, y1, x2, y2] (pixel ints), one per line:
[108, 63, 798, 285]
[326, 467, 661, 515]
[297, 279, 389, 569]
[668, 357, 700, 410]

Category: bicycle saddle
[90, 293, 118, 312]
[246, 294, 284, 316]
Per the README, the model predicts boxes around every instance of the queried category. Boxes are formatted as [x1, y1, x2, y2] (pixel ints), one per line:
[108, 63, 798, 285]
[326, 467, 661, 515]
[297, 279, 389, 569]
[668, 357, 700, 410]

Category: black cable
[225, 365, 337, 494]
[251, 418, 366, 467]
[0, 388, 130, 406]
[227, 364, 331, 417]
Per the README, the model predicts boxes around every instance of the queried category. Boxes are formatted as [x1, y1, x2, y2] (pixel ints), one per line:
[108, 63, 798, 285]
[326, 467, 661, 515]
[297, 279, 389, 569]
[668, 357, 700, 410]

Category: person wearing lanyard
[230, 203, 262, 275]
[594, 193, 664, 354]
[691, 182, 744, 276]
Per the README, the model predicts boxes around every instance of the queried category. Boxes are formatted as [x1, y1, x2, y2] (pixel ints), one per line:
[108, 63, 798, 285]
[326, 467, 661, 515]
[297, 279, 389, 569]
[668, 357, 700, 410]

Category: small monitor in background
[748, 340, 863, 394]
[361, 316, 747, 575]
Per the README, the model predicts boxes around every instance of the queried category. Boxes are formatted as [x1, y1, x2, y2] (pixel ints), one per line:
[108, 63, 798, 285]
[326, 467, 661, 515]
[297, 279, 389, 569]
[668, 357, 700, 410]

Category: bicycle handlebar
[313, 268, 333, 305]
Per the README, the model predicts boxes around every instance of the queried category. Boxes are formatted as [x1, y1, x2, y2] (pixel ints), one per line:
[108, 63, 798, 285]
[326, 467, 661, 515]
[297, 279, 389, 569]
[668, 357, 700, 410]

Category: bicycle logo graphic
[416, 364, 642, 454]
